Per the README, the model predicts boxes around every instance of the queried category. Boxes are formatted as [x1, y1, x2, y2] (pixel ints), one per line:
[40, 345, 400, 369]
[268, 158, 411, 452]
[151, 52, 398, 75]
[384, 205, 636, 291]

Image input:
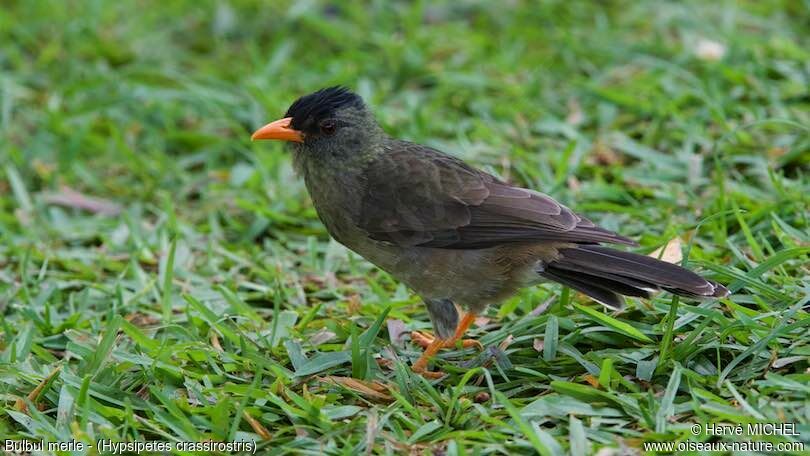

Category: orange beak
[250, 117, 304, 142]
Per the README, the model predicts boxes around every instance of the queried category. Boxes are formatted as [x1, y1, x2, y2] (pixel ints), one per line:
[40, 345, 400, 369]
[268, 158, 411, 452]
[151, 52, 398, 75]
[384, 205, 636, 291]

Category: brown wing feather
[359, 141, 636, 249]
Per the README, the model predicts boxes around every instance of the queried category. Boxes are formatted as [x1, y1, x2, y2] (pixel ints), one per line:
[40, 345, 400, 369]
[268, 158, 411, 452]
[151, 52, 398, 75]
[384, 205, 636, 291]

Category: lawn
[1, 0, 808, 454]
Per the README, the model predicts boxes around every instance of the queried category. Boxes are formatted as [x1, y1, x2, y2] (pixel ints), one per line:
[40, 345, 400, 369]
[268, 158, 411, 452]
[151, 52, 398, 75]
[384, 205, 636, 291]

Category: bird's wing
[358, 142, 636, 249]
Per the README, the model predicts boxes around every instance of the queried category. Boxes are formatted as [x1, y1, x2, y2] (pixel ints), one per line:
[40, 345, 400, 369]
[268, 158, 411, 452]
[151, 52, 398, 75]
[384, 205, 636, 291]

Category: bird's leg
[448, 312, 482, 348]
[410, 337, 447, 378]
[411, 313, 481, 378]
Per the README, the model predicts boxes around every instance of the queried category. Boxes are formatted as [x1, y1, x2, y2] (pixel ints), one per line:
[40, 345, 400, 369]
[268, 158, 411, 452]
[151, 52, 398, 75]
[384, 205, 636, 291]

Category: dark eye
[319, 120, 336, 135]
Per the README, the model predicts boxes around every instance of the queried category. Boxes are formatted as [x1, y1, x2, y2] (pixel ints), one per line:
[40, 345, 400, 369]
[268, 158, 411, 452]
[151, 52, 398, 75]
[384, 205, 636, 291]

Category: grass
[1, 0, 808, 454]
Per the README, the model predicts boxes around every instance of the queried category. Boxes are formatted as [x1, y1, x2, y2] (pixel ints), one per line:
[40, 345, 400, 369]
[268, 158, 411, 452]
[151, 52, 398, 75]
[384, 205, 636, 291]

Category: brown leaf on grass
[320, 376, 393, 401]
[16, 366, 62, 413]
[648, 238, 683, 264]
[126, 312, 160, 327]
[210, 332, 223, 352]
[42, 186, 122, 215]
[498, 334, 514, 351]
[376, 347, 397, 370]
[591, 140, 622, 166]
[767, 147, 787, 160]
[583, 374, 600, 388]
[375, 357, 394, 370]
[242, 410, 272, 440]
[533, 338, 544, 352]
[346, 294, 361, 314]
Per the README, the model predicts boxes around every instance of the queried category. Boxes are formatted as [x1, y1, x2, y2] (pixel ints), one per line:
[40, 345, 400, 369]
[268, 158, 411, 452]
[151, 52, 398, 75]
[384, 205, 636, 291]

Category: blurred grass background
[1, 0, 808, 454]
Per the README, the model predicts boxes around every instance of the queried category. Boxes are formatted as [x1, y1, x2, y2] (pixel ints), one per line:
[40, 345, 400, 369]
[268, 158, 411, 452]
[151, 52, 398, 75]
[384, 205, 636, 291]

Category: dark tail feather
[541, 268, 630, 309]
[540, 245, 728, 309]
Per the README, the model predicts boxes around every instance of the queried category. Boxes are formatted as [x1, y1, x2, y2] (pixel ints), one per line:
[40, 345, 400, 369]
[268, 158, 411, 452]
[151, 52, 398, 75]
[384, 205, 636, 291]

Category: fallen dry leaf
[210, 332, 223, 352]
[125, 312, 161, 327]
[498, 334, 514, 351]
[346, 294, 361, 314]
[242, 410, 272, 440]
[591, 141, 622, 166]
[583, 374, 600, 388]
[42, 186, 121, 215]
[16, 366, 62, 413]
[648, 237, 683, 264]
[320, 376, 393, 401]
[767, 147, 787, 160]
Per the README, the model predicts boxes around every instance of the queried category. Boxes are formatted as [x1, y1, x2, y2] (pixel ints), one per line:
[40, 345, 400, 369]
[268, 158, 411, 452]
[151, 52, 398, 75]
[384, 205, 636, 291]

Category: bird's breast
[304, 167, 362, 228]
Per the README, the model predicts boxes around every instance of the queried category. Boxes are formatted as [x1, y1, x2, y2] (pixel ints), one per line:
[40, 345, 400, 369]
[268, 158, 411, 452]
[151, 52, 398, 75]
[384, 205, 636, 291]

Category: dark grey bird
[251, 87, 728, 377]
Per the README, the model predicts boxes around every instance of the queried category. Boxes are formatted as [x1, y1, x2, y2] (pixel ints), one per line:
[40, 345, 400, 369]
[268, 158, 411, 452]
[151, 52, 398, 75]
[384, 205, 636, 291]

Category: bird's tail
[540, 245, 728, 309]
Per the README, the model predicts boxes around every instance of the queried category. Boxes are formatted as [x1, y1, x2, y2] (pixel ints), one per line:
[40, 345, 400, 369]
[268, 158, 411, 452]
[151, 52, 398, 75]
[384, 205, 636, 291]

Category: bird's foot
[410, 331, 483, 350]
[409, 313, 481, 378]
[409, 329, 483, 378]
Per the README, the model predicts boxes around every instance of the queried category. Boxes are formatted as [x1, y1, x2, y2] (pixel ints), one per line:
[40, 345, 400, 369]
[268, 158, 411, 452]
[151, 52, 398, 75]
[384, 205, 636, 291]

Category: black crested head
[285, 86, 364, 131]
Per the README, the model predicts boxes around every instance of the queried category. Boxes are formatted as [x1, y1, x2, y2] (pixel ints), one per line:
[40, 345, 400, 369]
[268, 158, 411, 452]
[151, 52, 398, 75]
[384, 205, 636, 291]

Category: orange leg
[411, 313, 481, 378]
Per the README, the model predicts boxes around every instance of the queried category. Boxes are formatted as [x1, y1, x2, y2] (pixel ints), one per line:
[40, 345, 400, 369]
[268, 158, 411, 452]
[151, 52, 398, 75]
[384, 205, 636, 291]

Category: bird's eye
[319, 120, 337, 135]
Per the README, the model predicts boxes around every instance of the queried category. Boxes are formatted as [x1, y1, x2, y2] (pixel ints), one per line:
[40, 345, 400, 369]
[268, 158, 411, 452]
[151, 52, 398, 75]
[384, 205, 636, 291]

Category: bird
[251, 86, 728, 377]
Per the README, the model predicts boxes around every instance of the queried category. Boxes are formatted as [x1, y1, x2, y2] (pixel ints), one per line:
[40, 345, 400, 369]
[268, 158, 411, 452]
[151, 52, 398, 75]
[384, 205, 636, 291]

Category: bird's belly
[361, 245, 542, 311]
